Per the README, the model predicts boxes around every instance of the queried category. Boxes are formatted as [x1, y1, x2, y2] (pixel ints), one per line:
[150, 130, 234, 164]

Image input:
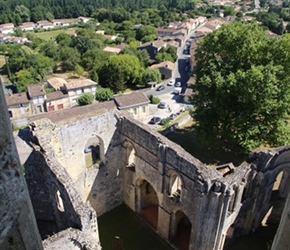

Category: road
[141, 26, 201, 126]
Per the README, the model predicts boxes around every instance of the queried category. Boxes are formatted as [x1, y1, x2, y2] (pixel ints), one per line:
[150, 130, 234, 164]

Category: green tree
[192, 22, 290, 151]
[95, 87, 114, 101]
[98, 54, 144, 92]
[142, 68, 161, 84]
[77, 93, 94, 106]
[15, 69, 35, 92]
[74, 64, 84, 77]
[15, 5, 30, 22]
[136, 25, 157, 42]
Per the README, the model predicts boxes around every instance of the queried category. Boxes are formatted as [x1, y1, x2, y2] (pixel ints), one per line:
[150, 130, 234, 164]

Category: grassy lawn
[166, 123, 247, 166]
[27, 28, 77, 41]
[0, 55, 6, 68]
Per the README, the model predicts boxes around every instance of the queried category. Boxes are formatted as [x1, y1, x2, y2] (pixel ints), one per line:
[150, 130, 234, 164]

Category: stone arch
[171, 210, 192, 250]
[83, 135, 104, 167]
[125, 140, 137, 170]
[135, 178, 159, 230]
[167, 171, 183, 202]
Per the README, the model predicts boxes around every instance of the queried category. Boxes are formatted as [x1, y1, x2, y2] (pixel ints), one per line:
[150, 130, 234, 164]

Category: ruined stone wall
[271, 188, 290, 250]
[0, 84, 43, 250]
[22, 104, 290, 250]
[31, 109, 125, 216]
[119, 117, 241, 250]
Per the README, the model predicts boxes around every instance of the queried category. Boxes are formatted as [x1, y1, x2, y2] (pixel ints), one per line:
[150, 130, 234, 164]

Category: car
[156, 85, 165, 91]
[175, 81, 181, 87]
[149, 116, 161, 124]
[168, 79, 175, 86]
[170, 113, 177, 120]
[158, 101, 167, 109]
[84, 146, 92, 153]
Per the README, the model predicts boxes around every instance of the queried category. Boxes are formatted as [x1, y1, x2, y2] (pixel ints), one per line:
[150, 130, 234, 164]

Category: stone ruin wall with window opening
[1, 87, 290, 249]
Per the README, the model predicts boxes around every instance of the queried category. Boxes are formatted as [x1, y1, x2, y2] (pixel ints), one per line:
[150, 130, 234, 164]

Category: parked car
[158, 101, 167, 109]
[149, 116, 161, 124]
[170, 113, 177, 120]
[84, 146, 92, 153]
[156, 85, 165, 91]
[168, 79, 175, 86]
[175, 82, 181, 87]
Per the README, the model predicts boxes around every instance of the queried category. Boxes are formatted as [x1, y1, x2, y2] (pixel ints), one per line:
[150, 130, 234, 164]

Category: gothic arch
[125, 140, 137, 169]
[167, 170, 183, 202]
[135, 178, 159, 230]
[171, 210, 192, 250]
[83, 135, 104, 167]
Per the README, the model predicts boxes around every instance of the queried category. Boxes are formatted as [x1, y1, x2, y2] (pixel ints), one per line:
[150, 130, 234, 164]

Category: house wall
[129, 104, 149, 119]
[8, 103, 32, 119]
[46, 98, 70, 112]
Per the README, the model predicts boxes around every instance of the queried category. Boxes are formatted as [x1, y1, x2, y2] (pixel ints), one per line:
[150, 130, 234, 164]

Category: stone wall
[14, 101, 290, 250]
[0, 83, 43, 250]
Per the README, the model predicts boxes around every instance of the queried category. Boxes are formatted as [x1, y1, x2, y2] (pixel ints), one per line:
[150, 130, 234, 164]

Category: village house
[184, 77, 196, 104]
[46, 77, 67, 91]
[113, 92, 150, 119]
[137, 40, 167, 61]
[36, 20, 54, 30]
[64, 79, 97, 107]
[18, 22, 35, 31]
[27, 83, 46, 114]
[45, 91, 69, 112]
[52, 19, 73, 27]
[103, 43, 126, 54]
[5, 92, 32, 119]
[150, 61, 175, 80]
[78, 16, 91, 23]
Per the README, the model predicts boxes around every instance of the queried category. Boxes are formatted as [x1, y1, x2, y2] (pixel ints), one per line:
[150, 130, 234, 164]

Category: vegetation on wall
[192, 22, 290, 151]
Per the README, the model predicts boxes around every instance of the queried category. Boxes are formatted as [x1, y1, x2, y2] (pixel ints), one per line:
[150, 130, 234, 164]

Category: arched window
[168, 173, 182, 202]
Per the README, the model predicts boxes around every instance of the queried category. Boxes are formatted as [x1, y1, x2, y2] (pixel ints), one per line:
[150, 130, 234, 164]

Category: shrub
[148, 94, 160, 104]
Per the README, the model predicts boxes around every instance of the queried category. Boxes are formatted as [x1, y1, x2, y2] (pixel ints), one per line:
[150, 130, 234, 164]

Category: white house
[64, 79, 97, 106]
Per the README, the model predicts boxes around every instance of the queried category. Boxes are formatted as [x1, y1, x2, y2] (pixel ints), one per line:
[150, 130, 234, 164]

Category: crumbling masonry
[1, 82, 290, 249]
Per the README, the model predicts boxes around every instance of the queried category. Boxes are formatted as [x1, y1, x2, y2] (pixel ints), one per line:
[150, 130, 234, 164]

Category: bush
[148, 94, 160, 104]
[77, 93, 94, 106]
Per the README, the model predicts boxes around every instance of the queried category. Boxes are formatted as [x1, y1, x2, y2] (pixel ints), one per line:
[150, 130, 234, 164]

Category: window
[142, 106, 146, 113]
[133, 108, 137, 115]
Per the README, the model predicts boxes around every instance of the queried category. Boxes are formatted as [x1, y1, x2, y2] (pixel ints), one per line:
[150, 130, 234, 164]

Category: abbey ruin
[1, 81, 290, 250]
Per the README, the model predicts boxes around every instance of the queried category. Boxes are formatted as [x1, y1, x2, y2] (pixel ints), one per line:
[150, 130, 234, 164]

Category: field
[27, 28, 77, 41]
[0, 55, 5, 68]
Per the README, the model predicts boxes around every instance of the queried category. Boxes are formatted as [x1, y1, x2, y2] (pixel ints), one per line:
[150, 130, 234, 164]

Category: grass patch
[27, 28, 77, 41]
[85, 154, 93, 167]
[0, 55, 6, 68]
[166, 125, 247, 166]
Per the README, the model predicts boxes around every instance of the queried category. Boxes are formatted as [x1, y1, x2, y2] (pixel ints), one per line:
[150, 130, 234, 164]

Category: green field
[0, 55, 5, 68]
[27, 28, 77, 41]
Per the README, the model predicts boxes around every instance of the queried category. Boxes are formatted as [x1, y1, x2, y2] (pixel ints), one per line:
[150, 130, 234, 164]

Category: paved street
[139, 25, 202, 127]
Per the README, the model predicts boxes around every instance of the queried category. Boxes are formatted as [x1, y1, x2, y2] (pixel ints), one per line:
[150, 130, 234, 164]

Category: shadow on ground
[166, 125, 247, 166]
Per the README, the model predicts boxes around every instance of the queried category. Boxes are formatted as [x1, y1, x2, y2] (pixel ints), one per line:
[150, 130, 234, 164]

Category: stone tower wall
[0, 83, 43, 250]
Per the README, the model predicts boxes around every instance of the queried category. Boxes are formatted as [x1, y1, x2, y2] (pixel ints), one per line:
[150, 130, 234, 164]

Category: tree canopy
[98, 54, 144, 93]
[192, 22, 290, 151]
